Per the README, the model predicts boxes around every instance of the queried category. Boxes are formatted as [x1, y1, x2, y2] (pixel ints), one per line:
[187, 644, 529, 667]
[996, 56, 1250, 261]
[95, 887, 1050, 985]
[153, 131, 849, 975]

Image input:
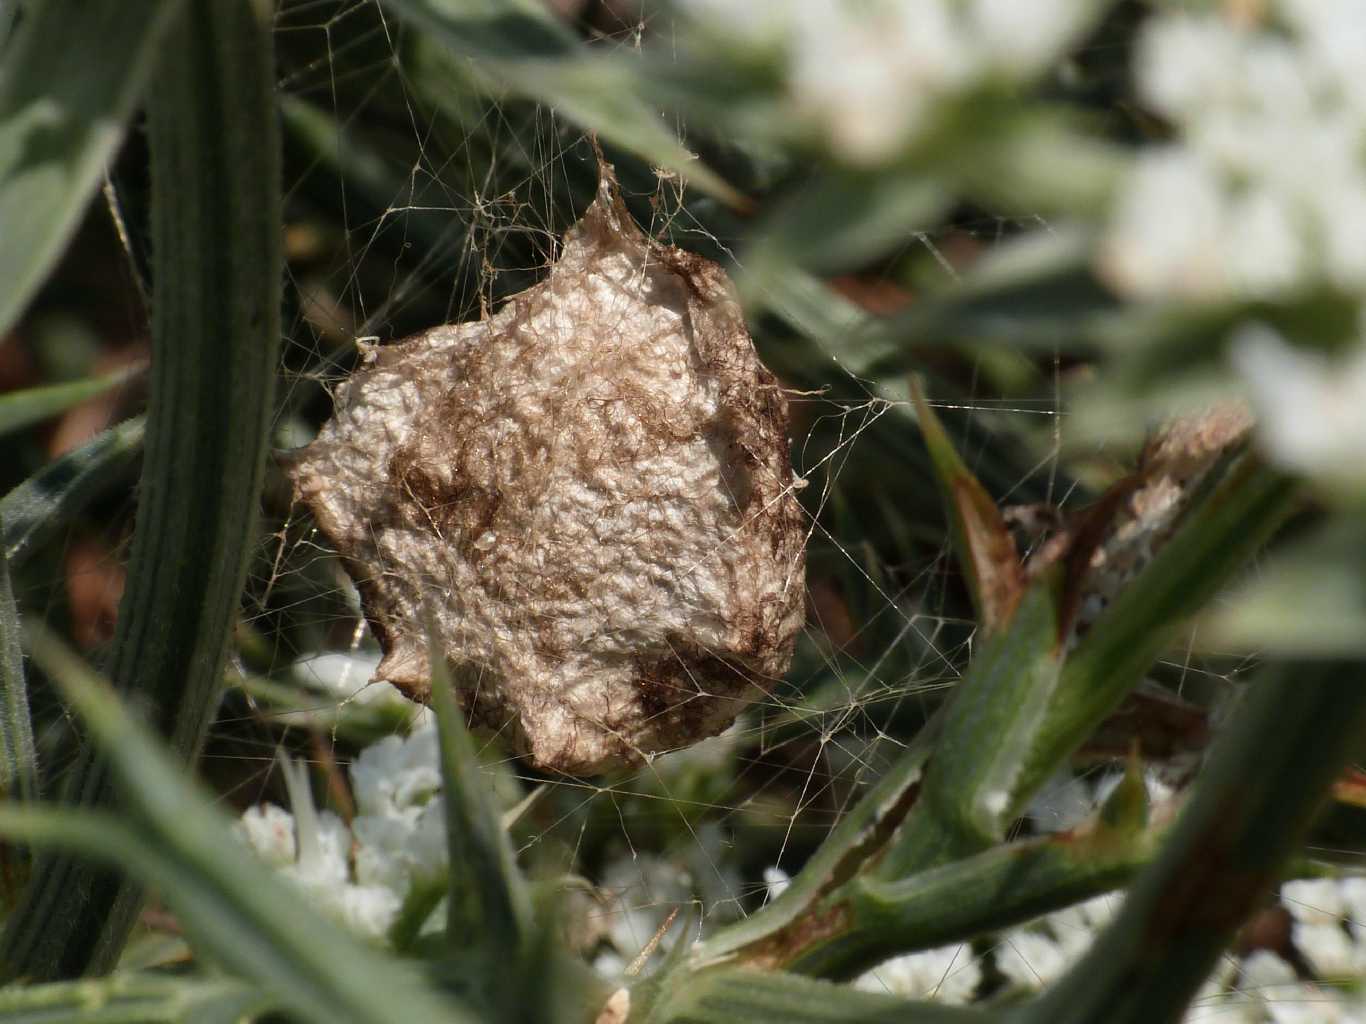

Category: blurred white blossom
[677, 0, 1097, 164]
[855, 943, 981, 1004]
[1232, 323, 1366, 489]
[1104, 4, 1366, 300]
[286, 649, 433, 729]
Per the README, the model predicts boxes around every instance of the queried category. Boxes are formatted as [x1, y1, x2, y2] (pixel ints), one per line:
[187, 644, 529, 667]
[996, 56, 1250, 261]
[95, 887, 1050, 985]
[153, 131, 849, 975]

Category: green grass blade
[0, 531, 37, 804]
[0, 0, 284, 979]
[0, 366, 140, 439]
[0, 970, 274, 1023]
[429, 650, 531, 956]
[1021, 658, 1366, 1024]
[1, 416, 144, 568]
[374, 0, 744, 207]
[0, 0, 183, 335]
[8, 627, 479, 1024]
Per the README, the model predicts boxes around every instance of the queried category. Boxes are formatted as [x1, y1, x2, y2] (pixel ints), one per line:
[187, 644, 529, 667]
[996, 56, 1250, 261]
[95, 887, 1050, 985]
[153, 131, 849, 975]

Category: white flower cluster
[851, 877, 1366, 1021]
[1104, 2, 1366, 301]
[235, 728, 448, 941]
[677, 0, 1095, 164]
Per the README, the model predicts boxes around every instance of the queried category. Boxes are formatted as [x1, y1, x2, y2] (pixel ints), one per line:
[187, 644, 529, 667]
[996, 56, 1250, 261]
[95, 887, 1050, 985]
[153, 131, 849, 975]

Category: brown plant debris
[1026, 400, 1255, 642]
[288, 163, 806, 775]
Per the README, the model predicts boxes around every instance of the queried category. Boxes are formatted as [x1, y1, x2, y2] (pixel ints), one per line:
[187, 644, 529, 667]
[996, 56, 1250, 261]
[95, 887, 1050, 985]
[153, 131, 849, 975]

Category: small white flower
[762, 866, 791, 903]
[1262, 982, 1351, 1024]
[1284, 879, 1348, 926]
[968, 0, 1093, 78]
[350, 727, 443, 823]
[1231, 323, 1366, 488]
[308, 879, 403, 941]
[1241, 949, 1298, 990]
[236, 803, 297, 867]
[995, 930, 1071, 988]
[1137, 14, 1245, 121]
[1294, 921, 1358, 979]
[1026, 771, 1094, 831]
[1338, 876, 1366, 924]
[1102, 149, 1226, 299]
[1107, 3, 1366, 304]
[855, 944, 980, 1004]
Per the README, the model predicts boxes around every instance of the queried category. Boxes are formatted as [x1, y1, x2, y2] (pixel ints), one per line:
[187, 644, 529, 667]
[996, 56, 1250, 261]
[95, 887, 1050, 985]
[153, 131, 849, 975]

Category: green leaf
[7, 626, 478, 1024]
[910, 379, 1023, 632]
[0, 525, 37, 805]
[0, 0, 183, 335]
[1, 416, 145, 568]
[374, 0, 744, 207]
[741, 172, 948, 284]
[0, 366, 141, 439]
[0, 971, 274, 1023]
[1, 0, 284, 979]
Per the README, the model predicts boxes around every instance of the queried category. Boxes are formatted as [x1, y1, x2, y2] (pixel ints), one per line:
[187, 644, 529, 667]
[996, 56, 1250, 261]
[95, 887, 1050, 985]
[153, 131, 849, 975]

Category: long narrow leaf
[784, 806, 1162, 979]
[0, 528, 37, 804]
[0, 0, 183, 334]
[910, 380, 1023, 632]
[374, 0, 743, 207]
[1, 0, 284, 979]
[876, 577, 1061, 877]
[10, 627, 477, 1024]
[1, 416, 144, 567]
[0, 969, 272, 1023]
[429, 648, 531, 956]
[0, 366, 142, 439]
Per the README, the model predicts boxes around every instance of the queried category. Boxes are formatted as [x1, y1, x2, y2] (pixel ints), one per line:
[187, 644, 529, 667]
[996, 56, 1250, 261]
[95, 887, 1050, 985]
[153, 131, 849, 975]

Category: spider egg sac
[287, 164, 807, 774]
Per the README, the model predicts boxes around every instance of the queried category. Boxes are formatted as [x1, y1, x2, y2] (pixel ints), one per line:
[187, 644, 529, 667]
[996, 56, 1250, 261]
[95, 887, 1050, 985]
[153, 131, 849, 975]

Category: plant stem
[1020, 659, 1366, 1024]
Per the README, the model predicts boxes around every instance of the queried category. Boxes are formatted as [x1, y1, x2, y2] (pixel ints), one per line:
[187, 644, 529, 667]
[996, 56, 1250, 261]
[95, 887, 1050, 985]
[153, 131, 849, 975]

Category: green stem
[0, 0, 281, 980]
[651, 967, 993, 1024]
[710, 811, 1164, 980]
[1020, 659, 1366, 1024]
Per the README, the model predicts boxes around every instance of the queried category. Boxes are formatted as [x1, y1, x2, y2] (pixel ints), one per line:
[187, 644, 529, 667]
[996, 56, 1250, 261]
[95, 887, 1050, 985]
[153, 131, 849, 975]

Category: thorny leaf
[910, 379, 1023, 632]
